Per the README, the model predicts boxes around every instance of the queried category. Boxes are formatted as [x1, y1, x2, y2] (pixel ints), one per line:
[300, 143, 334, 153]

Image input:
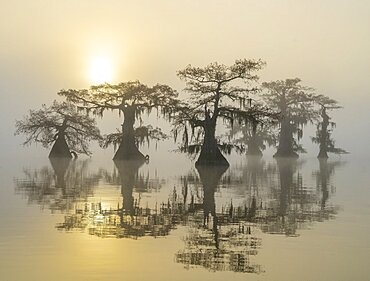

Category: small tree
[174, 59, 267, 166]
[59, 81, 178, 161]
[227, 103, 278, 156]
[262, 78, 316, 158]
[15, 101, 101, 158]
[312, 95, 347, 158]
[243, 121, 277, 156]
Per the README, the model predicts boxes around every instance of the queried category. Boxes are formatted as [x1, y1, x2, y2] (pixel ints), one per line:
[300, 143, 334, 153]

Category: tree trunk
[113, 106, 145, 161]
[49, 134, 72, 158]
[274, 118, 298, 158]
[195, 118, 229, 167]
[318, 108, 329, 159]
[317, 149, 328, 158]
[246, 123, 262, 157]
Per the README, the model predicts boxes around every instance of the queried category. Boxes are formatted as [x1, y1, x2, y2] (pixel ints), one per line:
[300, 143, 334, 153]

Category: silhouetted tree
[262, 78, 316, 158]
[59, 81, 178, 161]
[174, 59, 269, 166]
[15, 101, 101, 158]
[312, 95, 347, 158]
[227, 114, 277, 156]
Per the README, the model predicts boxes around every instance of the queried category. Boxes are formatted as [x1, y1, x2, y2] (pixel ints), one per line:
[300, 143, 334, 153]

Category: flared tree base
[273, 150, 299, 158]
[195, 149, 229, 167]
[113, 159, 145, 175]
[113, 142, 146, 161]
[317, 150, 329, 159]
[49, 137, 72, 158]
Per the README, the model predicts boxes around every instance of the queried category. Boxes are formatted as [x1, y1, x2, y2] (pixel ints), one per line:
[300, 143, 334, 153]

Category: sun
[89, 56, 113, 84]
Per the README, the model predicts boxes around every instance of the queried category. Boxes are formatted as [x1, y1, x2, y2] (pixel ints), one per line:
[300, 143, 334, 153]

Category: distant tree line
[15, 59, 347, 165]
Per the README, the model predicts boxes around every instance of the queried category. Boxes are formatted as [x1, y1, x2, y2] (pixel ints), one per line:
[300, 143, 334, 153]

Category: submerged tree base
[49, 137, 72, 158]
[49, 157, 72, 187]
[49, 157, 72, 175]
[195, 165, 229, 187]
[317, 150, 329, 159]
[113, 142, 146, 161]
[195, 149, 229, 167]
[113, 159, 145, 175]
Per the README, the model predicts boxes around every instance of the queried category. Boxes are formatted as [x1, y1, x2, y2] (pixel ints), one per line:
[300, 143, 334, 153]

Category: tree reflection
[15, 158, 101, 212]
[313, 159, 343, 217]
[176, 165, 263, 273]
[261, 158, 304, 236]
[56, 160, 172, 238]
[176, 158, 341, 272]
[14, 157, 341, 274]
[256, 158, 340, 236]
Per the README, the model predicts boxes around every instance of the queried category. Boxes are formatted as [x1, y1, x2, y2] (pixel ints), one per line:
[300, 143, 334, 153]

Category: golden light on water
[88, 56, 114, 84]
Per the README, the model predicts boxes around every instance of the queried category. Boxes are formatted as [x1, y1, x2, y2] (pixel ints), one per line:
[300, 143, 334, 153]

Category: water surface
[1, 152, 369, 281]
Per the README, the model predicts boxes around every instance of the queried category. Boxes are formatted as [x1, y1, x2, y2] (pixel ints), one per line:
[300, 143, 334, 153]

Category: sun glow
[89, 56, 114, 84]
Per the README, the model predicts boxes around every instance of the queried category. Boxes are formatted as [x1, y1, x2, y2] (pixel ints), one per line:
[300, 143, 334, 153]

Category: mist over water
[2, 150, 370, 280]
[1, 1, 370, 280]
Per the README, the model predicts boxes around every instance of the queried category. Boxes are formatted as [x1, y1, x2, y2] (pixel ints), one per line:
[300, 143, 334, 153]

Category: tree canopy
[262, 78, 316, 157]
[15, 101, 101, 157]
[59, 81, 178, 117]
[227, 118, 277, 156]
[59, 81, 178, 160]
[311, 94, 347, 158]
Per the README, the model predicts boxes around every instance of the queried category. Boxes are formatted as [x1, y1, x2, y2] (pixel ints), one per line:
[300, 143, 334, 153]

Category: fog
[1, 3, 370, 280]
[1, 0, 369, 160]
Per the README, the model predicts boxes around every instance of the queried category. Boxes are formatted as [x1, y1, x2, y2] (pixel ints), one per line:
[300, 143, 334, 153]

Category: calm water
[1, 151, 369, 281]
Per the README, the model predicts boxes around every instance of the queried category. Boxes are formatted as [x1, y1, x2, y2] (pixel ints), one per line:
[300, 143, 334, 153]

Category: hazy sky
[1, 0, 369, 159]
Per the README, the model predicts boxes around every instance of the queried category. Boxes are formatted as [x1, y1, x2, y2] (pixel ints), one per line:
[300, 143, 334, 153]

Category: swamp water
[0, 151, 369, 281]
